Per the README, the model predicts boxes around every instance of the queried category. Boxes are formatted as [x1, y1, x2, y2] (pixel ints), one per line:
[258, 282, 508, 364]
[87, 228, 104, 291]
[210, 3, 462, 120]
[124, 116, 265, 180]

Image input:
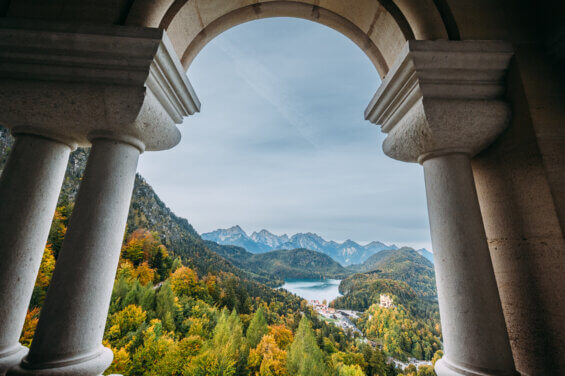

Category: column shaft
[10, 138, 140, 375]
[0, 134, 70, 374]
[423, 153, 516, 376]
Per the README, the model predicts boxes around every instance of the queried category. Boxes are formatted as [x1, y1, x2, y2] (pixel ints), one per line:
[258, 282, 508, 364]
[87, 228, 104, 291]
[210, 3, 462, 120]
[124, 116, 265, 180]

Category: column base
[0, 345, 28, 375]
[435, 358, 520, 376]
[7, 346, 113, 376]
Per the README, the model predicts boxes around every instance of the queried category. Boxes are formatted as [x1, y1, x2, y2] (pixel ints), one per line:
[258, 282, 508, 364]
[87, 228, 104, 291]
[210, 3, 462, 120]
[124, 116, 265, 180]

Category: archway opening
[0, 14, 443, 376]
[140, 17, 431, 253]
[133, 17, 440, 371]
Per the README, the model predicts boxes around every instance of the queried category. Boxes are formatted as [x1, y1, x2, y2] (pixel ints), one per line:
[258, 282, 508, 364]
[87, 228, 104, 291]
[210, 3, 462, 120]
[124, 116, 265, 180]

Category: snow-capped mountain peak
[250, 229, 288, 248]
[201, 226, 415, 265]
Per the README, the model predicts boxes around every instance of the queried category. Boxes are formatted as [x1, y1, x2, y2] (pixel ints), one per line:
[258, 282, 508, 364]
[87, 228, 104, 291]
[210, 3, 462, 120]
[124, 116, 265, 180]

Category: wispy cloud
[212, 36, 319, 149]
[138, 18, 432, 251]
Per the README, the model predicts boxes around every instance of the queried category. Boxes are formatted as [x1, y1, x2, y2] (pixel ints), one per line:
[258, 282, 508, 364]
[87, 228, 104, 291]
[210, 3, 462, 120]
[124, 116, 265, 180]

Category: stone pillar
[0, 131, 71, 375]
[0, 22, 200, 376]
[422, 153, 517, 375]
[9, 136, 141, 375]
[365, 40, 518, 376]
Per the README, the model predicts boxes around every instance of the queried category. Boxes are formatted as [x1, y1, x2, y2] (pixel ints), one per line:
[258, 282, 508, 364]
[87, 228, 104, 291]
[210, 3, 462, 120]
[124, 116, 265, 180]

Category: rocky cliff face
[127, 175, 246, 276]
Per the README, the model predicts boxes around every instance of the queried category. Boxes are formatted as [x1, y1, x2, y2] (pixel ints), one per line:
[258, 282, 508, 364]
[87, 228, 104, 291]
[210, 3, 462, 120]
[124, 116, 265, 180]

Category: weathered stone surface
[423, 153, 517, 376]
[8, 139, 140, 375]
[0, 135, 71, 374]
[365, 40, 514, 163]
[472, 102, 565, 373]
[162, 0, 404, 75]
[0, 20, 200, 151]
[366, 40, 518, 376]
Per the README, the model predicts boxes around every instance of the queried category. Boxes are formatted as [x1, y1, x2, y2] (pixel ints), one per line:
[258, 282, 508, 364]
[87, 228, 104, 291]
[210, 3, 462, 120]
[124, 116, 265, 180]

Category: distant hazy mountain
[202, 225, 271, 254]
[205, 241, 348, 280]
[416, 248, 434, 264]
[250, 229, 289, 249]
[202, 226, 403, 265]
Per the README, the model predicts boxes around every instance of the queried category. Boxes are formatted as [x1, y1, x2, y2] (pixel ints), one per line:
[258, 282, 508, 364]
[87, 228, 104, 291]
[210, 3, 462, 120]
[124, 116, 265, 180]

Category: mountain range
[205, 241, 348, 280]
[202, 225, 432, 266]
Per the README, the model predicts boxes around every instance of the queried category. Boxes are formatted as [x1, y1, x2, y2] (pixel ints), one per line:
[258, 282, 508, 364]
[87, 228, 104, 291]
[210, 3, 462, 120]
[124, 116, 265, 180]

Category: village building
[379, 294, 394, 308]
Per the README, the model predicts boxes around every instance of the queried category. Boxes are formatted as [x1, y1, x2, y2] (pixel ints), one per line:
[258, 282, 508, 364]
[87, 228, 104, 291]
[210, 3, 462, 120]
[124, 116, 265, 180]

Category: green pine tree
[246, 306, 269, 348]
[287, 316, 328, 376]
[155, 281, 176, 331]
[193, 309, 247, 376]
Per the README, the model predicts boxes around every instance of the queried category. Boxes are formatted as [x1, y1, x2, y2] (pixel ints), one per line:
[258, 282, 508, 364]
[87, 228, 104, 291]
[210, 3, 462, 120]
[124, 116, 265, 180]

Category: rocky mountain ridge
[202, 225, 432, 266]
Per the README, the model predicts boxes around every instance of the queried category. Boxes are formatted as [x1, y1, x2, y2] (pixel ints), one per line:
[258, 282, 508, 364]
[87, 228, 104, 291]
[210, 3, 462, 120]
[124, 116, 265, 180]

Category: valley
[204, 231, 442, 366]
[1, 127, 442, 376]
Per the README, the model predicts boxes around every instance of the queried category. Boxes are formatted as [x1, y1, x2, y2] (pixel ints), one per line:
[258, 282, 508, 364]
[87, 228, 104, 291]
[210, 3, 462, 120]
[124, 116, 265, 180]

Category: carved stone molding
[0, 19, 200, 151]
[365, 40, 514, 163]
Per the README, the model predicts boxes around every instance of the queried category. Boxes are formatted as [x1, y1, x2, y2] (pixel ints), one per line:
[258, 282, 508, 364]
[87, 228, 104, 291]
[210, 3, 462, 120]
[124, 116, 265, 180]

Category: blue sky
[137, 18, 432, 250]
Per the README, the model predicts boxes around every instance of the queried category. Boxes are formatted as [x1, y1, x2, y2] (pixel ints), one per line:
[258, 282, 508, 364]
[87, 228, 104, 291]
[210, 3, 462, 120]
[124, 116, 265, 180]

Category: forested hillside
[348, 248, 437, 299]
[332, 249, 442, 362]
[206, 241, 349, 280]
[22, 131, 276, 287]
[1, 127, 441, 375]
[127, 176, 280, 287]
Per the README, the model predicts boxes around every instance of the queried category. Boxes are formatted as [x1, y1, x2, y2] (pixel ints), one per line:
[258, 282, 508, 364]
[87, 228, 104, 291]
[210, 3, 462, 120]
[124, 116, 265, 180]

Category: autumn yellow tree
[191, 310, 246, 376]
[122, 232, 145, 266]
[335, 363, 365, 376]
[20, 308, 40, 347]
[133, 261, 155, 286]
[287, 317, 328, 376]
[268, 324, 293, 349]
[170, 266, 202, 297]
[248, 334, 288, 376]
[247, 307, 269, 348]
[106, 304, 147, 347]
[30, 244, 56, 307]
[47, 205, 70, 258]
[121, 230, 170, 279]
[104, 345, 131, 375]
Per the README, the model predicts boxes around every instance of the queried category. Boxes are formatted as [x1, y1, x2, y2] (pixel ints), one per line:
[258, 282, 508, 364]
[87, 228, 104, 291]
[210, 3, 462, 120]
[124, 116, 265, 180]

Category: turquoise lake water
[280, 279, 342, 303]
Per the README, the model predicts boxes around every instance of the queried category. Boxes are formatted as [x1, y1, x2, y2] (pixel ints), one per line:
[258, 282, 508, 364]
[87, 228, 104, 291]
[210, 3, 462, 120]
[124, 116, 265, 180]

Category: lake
[280, 279, 342, 303]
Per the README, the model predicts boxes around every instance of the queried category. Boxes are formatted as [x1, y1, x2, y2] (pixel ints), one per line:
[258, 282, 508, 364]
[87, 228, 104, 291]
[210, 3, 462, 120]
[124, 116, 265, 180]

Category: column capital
[365, 40, 514, 163]
[0, 19, 200, 151]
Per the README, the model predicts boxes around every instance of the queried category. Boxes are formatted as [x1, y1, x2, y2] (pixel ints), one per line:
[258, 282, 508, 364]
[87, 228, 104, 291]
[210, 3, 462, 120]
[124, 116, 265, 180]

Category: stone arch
[125, 0, 451, 77]
[2, 0, 455, 76]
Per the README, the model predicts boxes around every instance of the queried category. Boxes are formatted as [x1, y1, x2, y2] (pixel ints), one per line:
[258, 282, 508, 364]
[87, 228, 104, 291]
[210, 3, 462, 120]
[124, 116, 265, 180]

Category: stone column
[365, 40, 518, 376]
[8, 136, 141, 375]
[0, 131, 72, 375]
[0, 22, 200, 376]
[422, 153, 517, 375]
